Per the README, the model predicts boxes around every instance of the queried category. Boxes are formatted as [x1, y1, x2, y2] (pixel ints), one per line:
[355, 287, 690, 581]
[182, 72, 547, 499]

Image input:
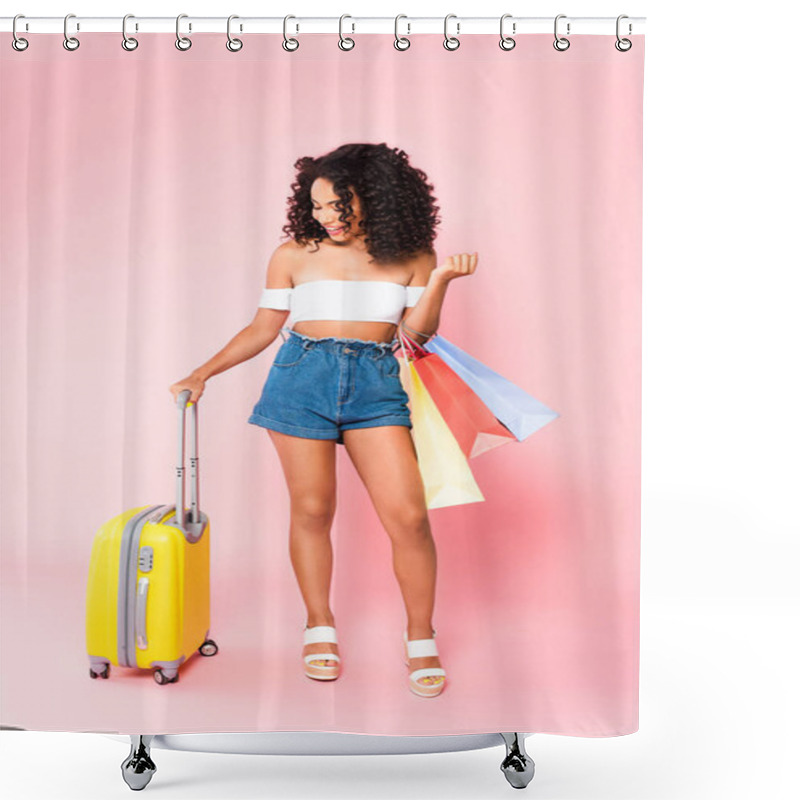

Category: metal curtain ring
[553, 14, 570, 51]
[615, 14, 632, 51]
[394, 15, 410, 50]
[283, 15, 299, 51]
[122, 14, 138, 51]
[176, 13, 192, 51]
[63, 13, 79, 51]
[339, 15, 355, 50]
[499, 13, 516, 50]
[227, 14, 243, 52]
[12, 14, 29, 52]
[443, 13, 460, 51]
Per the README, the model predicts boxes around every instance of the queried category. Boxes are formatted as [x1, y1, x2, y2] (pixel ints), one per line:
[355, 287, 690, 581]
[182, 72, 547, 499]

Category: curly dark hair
[281, 143, 441, 265]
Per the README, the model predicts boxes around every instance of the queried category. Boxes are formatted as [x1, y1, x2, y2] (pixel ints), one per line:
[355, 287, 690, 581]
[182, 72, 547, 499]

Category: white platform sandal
[303, 625, 340, 680]
[404, 629, 446, 697]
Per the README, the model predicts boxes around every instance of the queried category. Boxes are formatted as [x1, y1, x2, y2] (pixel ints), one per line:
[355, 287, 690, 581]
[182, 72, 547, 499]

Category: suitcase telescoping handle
[175, 389, 200, 529]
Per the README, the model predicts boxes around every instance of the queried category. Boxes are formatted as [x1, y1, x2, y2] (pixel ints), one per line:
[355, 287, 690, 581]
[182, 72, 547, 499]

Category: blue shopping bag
[423, 335, 559, 442]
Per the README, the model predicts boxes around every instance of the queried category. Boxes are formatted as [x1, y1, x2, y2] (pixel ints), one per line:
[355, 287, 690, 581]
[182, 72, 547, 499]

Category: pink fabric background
[0, 33, 643, 736]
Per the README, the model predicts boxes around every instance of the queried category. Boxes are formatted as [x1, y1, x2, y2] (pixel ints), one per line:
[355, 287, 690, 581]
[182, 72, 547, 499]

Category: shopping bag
[423, 334, 559, 441]
[397, 334, 485, 510]
[396, 328, 515, 459]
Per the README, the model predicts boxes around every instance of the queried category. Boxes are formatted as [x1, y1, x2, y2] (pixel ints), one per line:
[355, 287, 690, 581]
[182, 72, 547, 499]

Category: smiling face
[310, 177, 364, 242]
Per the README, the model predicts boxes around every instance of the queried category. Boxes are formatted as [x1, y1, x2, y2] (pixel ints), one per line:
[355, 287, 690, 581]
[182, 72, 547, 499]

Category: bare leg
[268, 429, 339, 667]
[343, 425, 443, 687]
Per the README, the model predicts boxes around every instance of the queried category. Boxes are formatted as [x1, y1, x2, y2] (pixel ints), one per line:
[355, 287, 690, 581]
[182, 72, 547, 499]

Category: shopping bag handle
[396, 325, 428, 361]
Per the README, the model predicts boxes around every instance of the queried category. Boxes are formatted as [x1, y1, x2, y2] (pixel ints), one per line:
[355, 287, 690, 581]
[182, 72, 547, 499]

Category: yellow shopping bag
[400, 357, 485, 510]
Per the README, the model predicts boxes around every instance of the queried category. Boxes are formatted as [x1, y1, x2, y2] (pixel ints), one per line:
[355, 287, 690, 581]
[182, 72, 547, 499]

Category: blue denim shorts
[248, 329, 412, 444]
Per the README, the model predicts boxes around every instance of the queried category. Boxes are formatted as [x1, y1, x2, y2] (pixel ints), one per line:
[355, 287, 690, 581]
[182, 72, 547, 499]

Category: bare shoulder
[265, 241, 303, 288]
[408, 249, 437, 286]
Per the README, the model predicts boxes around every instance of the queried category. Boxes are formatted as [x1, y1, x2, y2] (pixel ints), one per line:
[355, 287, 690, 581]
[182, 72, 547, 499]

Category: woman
[169, 143, 477, 698]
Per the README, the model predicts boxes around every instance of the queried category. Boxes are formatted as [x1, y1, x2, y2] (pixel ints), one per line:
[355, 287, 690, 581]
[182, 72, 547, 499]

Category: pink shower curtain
[1, 31, 644, 736]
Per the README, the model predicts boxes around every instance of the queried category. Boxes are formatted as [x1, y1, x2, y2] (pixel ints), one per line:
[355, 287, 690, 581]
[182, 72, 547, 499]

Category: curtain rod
[2, 16, 646, 36]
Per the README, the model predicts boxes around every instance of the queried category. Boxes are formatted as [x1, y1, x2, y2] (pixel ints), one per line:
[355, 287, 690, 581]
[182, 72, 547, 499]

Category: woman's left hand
[432, 252, 478, 283]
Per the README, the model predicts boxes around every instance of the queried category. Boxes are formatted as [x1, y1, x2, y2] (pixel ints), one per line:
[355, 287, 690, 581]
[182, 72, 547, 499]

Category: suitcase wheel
[89, 663, 110, 680]
[199, 639, 219, 657]
[153, 668, 179, 685]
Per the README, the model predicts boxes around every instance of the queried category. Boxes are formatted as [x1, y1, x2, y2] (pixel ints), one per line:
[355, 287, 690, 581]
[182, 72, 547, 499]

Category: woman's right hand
[169, 373, 206, 404]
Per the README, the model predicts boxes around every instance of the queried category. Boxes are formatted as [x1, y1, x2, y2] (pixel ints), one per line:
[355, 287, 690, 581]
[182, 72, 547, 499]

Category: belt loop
[279, 327, 288, 344]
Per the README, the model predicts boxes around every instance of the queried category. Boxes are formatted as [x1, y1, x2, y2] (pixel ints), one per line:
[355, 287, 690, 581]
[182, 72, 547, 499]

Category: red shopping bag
[396, 328, 516, 459]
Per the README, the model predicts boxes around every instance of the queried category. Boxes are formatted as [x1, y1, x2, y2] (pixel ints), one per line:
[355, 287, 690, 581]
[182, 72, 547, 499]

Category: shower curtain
[0, 29, 644, 736]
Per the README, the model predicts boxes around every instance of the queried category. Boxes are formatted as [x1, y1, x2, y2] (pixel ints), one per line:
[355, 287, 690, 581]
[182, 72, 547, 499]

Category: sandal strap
[304, 653, 340, 664]
[409, 667, 446, 681]
[304, 625, 338, 645]
[406, 638, 438, 659]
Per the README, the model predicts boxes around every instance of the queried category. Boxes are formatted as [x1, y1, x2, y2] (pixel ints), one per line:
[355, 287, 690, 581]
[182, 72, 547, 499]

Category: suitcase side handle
[175, 389, 200, 530]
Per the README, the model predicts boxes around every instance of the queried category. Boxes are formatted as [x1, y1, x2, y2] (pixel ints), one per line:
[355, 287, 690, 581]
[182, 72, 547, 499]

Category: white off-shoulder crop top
[258, 280, 425, 325]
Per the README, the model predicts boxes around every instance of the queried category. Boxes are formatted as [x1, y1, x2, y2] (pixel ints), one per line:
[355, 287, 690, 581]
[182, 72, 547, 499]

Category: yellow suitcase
[85, 391, 218, 684]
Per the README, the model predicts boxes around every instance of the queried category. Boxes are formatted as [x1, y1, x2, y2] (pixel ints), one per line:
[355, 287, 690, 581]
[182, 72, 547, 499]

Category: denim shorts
[248, 329, 412, 444]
